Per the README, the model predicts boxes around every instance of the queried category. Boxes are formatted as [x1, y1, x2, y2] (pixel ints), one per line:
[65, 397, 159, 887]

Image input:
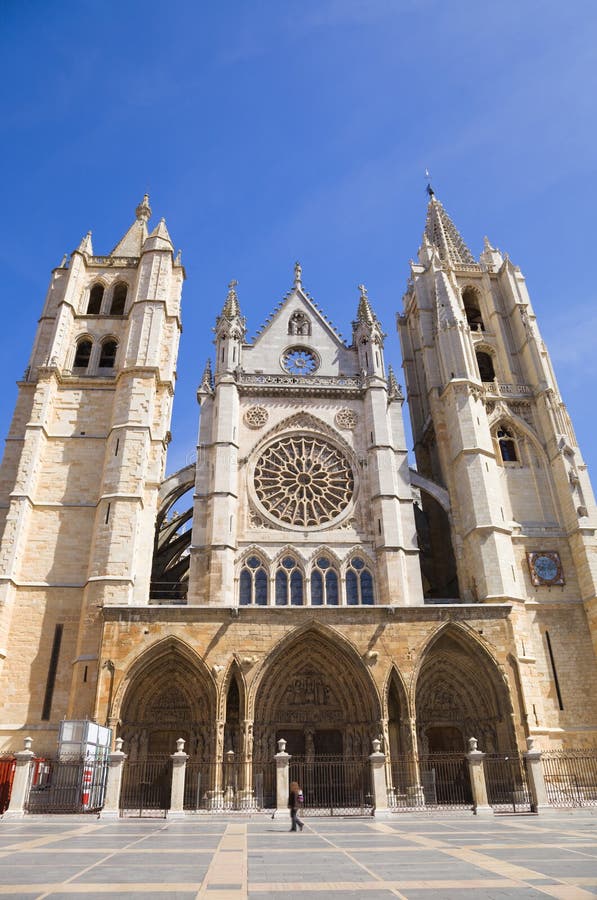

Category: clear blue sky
[1, 0, 596, 482]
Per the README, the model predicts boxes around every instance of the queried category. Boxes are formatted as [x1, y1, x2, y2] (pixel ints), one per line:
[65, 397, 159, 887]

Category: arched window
[275, 555, 303, 606]
[99, 339, 118, 368]
[462, 287, 485, 331]
[288, 311, 311, 336]
[73, 338, 92, 370]
[497, 425, 518, 462]
[239, 555, 268, 606]
[310, 556, 339, 606]
[346, 556, 374, 605]
[87, 284, 104, 315]
[110, 283, 128, 316]
[476, 351, 495, 382]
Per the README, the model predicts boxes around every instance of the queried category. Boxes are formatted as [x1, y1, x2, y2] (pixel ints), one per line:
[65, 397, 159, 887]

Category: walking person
[288, 780, 304, 831]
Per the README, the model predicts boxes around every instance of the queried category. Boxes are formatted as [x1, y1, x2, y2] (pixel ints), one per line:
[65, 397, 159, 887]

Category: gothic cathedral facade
[1, 193, 596, 768]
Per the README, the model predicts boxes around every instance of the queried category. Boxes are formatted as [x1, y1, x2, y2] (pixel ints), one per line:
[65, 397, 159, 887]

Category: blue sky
[1, 0, 596, 481]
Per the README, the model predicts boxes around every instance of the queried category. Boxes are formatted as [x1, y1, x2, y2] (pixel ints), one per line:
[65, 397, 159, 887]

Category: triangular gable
[250, 287, 347, 348]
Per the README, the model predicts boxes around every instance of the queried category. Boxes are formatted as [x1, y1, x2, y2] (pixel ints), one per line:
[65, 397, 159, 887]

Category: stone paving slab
[0, 814, 595, 898]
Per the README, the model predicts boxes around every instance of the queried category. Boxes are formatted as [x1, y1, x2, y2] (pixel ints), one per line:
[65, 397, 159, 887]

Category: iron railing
[484, 753, 532, 812]
[183, 758, 275, 811]
[26, 755, 108, 813]
[542, 750, 597, 807]
[289, 755, 372, 816]
[120, 755, 172, 817]
[389, 753, 472, 810]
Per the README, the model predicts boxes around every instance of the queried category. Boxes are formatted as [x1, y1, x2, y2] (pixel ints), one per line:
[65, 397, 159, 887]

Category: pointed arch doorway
[116, 641, 215, 815]
[253, 627, 380, 813]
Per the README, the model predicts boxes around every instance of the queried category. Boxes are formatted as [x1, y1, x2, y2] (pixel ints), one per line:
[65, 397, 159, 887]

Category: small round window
[282, 347, 318, 376]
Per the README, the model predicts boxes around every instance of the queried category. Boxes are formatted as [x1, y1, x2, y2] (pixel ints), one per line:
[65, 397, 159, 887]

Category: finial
[174, 249, 182, 265]
[135, 193, 152, 223]
[425, 168, 435, 198]
[294, 261, 302, 288]
[59, 254, 68, 267]
[358, 283, 367, 298]
[228, 279, 238, 292]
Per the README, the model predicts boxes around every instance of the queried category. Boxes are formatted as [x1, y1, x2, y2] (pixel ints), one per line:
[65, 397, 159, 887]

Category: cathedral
[1, 191, 596, 782]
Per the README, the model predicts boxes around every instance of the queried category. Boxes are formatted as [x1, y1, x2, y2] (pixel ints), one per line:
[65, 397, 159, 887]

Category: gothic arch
[115, 637, 216, 758]
[384, 664, 413, 757]
[250, 621, 381, 760]
[413, 623, 516, 754]
[219, 659, 247, 721]
[151, 464, 195, 602]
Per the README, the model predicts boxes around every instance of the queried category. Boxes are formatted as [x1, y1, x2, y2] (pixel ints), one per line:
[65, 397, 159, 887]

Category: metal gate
[484, 753, 532, 812]
[389, 753, 472, 810]
[0, 755, 15, 814]
[120, 756, 172, 817]
[289, 756, 372, 816]
[183, 759, 276, 812]
[26, 756, 108, 813]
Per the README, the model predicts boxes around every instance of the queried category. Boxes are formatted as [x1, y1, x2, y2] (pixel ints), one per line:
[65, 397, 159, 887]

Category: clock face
[282, 347, 318, 376]
[528, 551, 564, 586]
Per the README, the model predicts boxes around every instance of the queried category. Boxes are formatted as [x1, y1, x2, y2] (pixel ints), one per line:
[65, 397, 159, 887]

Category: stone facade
[0, 194, 595, 773]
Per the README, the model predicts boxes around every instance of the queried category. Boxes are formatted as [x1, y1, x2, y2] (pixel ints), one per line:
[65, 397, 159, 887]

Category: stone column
[524, 737, 549, 814]
[466, 737, 493, 817]
[275, 738, 290, 812]
[3, 736, 34, 818]
[369, 738, 390, 817]
[100, 737, 126, 819]
[168, 738, 188, 820]
[406, 717, 424, 806]
[239, 719, 254, 808]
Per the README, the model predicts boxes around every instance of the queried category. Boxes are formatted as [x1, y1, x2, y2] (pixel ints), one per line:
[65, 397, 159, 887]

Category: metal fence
[484, 753, 532, 812]
[389, 753, 472, 810]
[542, 750, 597, 807]
[26, 755, 108, 813]
[289, 755, 372, 816]
[0, 754, 15, 814]
[183, 758, 276, 811]
[120, 756, 172, 817]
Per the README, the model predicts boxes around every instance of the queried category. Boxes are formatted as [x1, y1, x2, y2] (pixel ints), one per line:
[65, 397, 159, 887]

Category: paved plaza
[0, 813, 595, 899]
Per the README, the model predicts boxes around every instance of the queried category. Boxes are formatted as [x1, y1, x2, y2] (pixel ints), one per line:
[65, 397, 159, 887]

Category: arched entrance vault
[250, 623, 382, 762]
[115, 637, 216, 759]
[413, 623, 517, 755]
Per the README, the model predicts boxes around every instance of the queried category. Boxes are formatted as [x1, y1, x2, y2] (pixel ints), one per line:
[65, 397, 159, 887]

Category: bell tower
[399, 191, 597, 732]
[0, 196, 184, 738]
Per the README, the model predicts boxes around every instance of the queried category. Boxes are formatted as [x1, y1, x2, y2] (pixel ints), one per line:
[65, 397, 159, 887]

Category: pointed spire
[200, 358, 213, 392]
[387, 365, 402, 400]
[293, 261, 302, 289]
[59, 254, 68, 268]
[356, 284, 376, 325]
[142, 217, 174, 253]
[221, 280, 241, 319]
[136, 193, 152, 222]
[424, 196, 476, 267]
[76, 231, 93, 255]
[111, 194, 152, 257]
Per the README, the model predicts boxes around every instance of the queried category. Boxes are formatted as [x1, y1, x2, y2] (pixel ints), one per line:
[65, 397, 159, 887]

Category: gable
[243, 289, 358, 377]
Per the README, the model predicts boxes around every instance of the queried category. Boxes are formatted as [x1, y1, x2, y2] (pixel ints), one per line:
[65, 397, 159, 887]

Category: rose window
[282, 347, 318, 375]
[253, 435, 354, 527]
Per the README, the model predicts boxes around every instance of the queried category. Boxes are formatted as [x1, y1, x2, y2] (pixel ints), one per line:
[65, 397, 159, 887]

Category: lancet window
[239, 555, 268, 606]
[99, 339, 118, 369]
[275, 555, 303, 606]
[110, 282, 128, 316]
[87, 284, 104, 315]
[346, 556, 374, 605]
[310, 556, 339, 606]
[73, 338, 92, 370]
[476, 351, 495, 382]
[497, 425, 518, 463]
[462, 287, 485, 331]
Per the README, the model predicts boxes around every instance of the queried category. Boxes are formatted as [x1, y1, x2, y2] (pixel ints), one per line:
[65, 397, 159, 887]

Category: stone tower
[0, 196, 184, 747]
[399, 191, 597, 739]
